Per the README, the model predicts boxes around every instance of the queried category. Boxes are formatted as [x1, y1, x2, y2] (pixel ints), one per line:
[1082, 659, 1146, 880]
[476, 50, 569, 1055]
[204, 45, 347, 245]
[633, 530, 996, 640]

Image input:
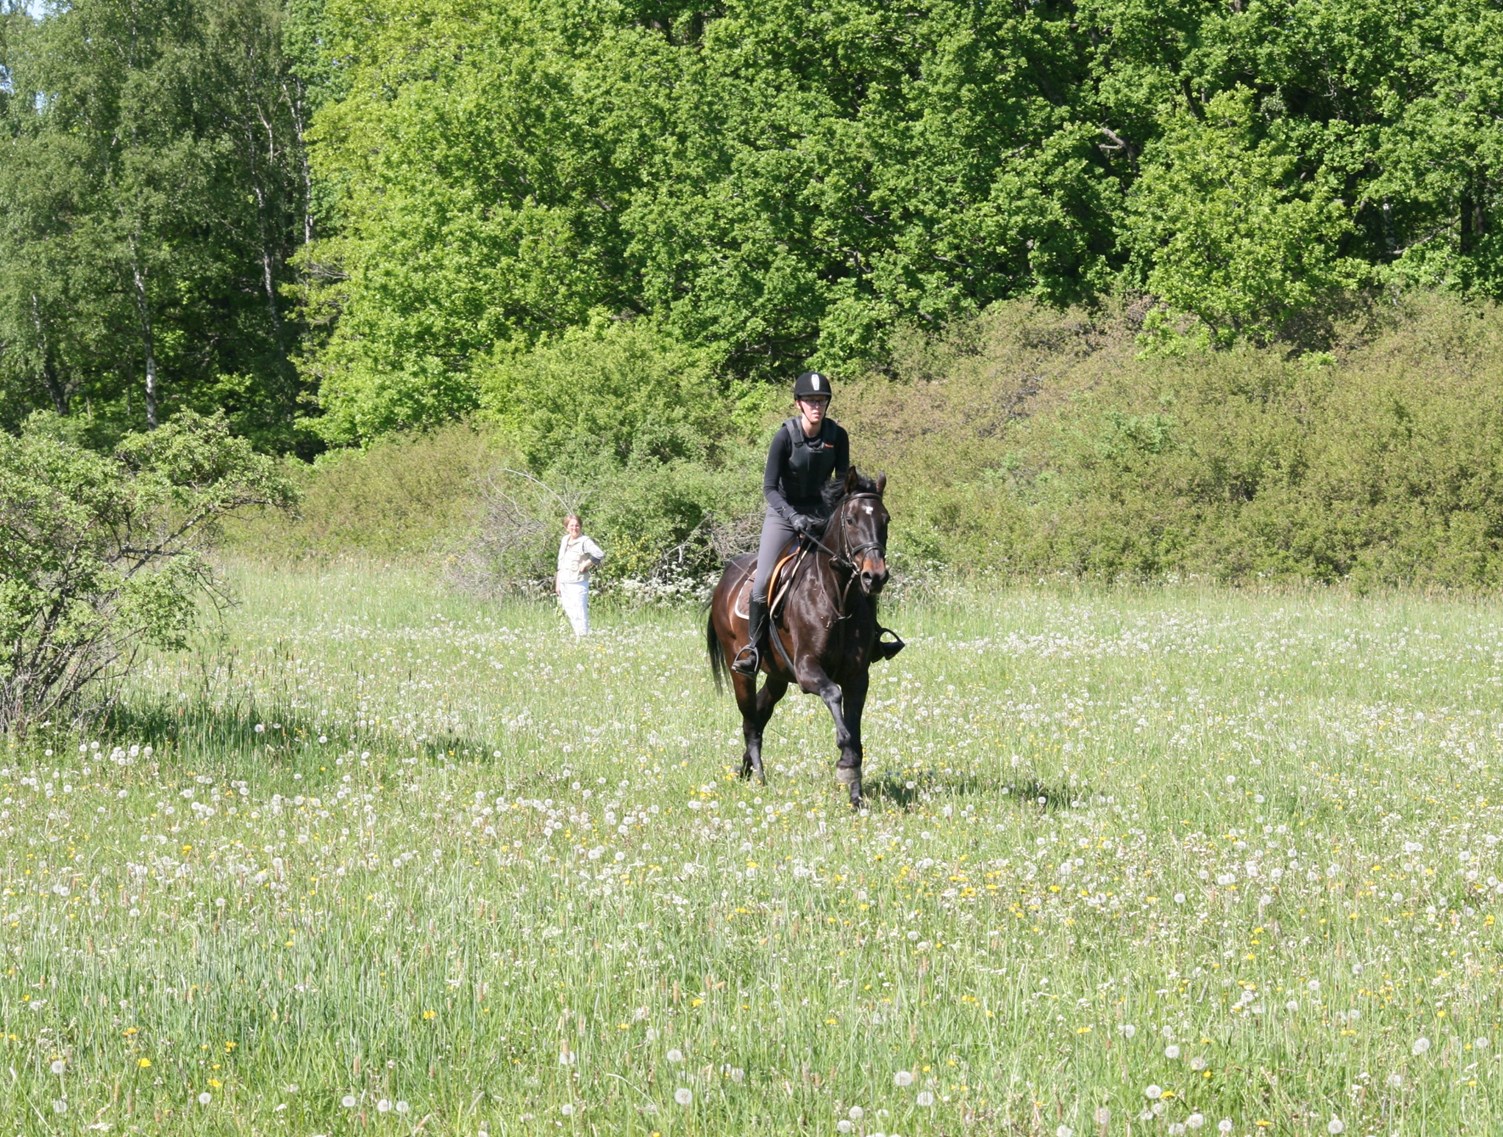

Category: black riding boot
[731, 596, 768, 676]
[873, 625, 905, 662]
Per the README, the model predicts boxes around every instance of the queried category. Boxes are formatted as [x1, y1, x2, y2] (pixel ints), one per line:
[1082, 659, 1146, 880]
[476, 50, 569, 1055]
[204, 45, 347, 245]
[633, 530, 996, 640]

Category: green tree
[0, 411, 296, 733]
[299, 0, 632, 443]
[1126, 88, 1367, 348]
[0, 0, 310, 445]
[606, 0, 1114, 375]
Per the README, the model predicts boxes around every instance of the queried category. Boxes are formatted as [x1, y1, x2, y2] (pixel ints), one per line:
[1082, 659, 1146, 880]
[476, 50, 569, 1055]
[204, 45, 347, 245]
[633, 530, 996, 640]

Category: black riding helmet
[794, 370, 832, 401]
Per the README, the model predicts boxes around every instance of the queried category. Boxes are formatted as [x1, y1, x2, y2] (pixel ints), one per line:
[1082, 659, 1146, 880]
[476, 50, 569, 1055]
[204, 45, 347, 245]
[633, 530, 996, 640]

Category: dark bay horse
[706, 469, 891, 809]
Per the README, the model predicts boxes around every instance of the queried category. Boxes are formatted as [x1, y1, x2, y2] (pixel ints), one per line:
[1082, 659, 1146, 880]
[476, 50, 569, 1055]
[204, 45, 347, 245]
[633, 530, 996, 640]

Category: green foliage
[1127, 89, 1368, 349]
[477, 317, 747, 468]
[854, 293, 1503, 587]
[0, 411, 296, 732]
[225, 421, 518, 561]
[224, 293, 1503, 594]
[297, 0, 630, 444]
[0, 0, 311, 444]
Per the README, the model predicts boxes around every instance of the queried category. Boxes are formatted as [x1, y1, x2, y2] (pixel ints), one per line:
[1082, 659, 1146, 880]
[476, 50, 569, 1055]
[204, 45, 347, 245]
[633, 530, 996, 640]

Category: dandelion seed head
[1412, 1037, 1431, 1055]
[674, 1087, 693, 1106]
[1327, 1119, 1345, 1134]
[894, 1070, 914, 1087]
[198, 1092, 212, 1105]
[1144, 1084, 1162, 1100]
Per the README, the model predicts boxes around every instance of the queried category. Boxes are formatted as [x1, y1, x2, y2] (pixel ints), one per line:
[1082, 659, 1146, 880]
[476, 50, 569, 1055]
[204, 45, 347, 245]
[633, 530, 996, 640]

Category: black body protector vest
[780, 417, 840, 510]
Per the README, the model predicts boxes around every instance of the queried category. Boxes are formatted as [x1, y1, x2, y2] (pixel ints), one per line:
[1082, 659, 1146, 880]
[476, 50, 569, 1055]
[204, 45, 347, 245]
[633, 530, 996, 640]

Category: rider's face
[798, 396, 829, 423]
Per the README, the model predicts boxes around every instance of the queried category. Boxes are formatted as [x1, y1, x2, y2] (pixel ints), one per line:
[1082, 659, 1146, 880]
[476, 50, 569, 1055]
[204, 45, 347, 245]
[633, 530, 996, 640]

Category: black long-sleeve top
[762, 417, 850, 522]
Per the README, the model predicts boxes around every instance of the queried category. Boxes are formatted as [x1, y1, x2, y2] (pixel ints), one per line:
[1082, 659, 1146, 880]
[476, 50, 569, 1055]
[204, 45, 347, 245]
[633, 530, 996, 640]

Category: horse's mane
[821, 468, 881, 513]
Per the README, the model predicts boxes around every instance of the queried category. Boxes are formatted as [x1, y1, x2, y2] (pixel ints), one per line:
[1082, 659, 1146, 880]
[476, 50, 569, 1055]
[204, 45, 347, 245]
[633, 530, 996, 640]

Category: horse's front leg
[734, 672, 787, 785]
[799, 664, 865, 809]
[832, 671, 870, 809]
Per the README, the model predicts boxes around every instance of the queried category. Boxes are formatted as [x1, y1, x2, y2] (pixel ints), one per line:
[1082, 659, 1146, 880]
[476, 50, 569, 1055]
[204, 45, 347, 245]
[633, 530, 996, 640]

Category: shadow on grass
[97, 698, 500, 781]
[1005, 778, 1083, 811]
[859, 773, 1084, 813]
[863, 770, 986, 810]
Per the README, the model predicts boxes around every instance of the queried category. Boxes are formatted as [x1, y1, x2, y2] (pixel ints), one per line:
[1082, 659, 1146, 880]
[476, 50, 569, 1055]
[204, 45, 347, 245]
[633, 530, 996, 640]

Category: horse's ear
[876, 472, 886, 495]
[844, 467, 859, 492]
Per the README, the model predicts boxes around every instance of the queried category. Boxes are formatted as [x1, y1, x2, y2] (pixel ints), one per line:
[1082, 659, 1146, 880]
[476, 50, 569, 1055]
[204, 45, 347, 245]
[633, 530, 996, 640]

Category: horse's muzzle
[859, 557, 889, 595]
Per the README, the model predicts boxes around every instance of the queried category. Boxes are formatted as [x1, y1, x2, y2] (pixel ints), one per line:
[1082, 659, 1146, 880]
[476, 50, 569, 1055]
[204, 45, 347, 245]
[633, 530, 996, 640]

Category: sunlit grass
[3, 565, 1502, 1135]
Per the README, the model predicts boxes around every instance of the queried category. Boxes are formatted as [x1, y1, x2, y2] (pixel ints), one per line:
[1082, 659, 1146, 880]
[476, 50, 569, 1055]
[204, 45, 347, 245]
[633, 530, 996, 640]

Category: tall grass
[3, 564, 1501, 1135]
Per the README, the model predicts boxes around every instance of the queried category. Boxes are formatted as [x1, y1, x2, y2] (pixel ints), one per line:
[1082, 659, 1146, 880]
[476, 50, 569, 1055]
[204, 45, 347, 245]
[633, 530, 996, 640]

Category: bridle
[800, 492, 887, 614]
[828, 492, 887, 573]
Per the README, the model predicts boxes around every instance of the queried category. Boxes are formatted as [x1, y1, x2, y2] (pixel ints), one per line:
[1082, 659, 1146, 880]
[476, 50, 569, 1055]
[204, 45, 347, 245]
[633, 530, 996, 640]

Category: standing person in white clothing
[555, 513, 605, 636]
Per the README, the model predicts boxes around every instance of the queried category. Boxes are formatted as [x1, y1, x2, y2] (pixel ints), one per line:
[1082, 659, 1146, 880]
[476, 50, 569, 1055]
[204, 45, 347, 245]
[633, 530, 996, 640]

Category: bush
[860, 292, 1503, 587]
[446, 445, 766, 599]
[0, 411, 296, 732]
[476, 318, 768, 469]
[224, 422, 518, 561]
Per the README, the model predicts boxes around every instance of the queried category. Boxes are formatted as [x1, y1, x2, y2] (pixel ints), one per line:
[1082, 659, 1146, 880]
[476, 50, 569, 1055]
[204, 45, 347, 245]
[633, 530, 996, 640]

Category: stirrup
[873, 627, 905, 662]
[730, 644, 760, 676]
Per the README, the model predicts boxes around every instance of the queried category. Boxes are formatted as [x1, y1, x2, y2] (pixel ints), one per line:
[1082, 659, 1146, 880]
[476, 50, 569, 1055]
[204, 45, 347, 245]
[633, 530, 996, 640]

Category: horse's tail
[707, 606, 727, 695]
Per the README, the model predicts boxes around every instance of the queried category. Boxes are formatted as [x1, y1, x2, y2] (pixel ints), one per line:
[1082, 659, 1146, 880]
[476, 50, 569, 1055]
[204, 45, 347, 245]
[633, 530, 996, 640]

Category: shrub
[476, 317, 767, 469]
[225, 422, 518, 561]
[447, 445, 766, 599]
[0, 411, 296, 733]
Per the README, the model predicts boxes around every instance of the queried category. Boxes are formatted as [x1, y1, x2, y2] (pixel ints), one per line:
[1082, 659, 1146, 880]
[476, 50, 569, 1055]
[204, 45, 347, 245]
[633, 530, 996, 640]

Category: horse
[706, 468, 891, 809]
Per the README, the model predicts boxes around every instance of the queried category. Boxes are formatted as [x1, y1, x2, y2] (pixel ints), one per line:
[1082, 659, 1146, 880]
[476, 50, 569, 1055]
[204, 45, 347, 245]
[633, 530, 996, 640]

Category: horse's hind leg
[734, 673, 788, 785]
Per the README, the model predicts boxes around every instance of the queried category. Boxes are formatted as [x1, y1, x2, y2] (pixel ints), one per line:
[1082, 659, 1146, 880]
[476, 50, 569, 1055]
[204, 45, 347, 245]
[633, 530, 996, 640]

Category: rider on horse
[730, 370, 903, 676]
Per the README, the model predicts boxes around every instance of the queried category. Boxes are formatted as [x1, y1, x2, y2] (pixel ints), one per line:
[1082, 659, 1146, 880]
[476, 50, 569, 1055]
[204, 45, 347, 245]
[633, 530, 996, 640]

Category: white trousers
[558, 580, 590, 636]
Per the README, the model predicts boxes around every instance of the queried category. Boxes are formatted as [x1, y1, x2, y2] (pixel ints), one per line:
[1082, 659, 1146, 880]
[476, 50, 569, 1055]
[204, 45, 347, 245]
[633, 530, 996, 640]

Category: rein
[799, 492, 885, 621]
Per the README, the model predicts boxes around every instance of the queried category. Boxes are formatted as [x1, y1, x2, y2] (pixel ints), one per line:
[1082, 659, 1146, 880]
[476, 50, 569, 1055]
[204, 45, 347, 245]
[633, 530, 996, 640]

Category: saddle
[734, 539, 904, 664]
[734, 540, 810, 623]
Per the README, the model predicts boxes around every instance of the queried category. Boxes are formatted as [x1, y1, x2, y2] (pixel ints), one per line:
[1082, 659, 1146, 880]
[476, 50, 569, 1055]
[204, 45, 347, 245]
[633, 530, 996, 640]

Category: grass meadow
[3, 563, 1502, 1136]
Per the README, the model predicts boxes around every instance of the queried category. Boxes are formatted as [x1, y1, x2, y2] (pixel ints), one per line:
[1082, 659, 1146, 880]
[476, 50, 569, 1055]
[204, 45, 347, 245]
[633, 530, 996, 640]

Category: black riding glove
[796, 515, 824, 539]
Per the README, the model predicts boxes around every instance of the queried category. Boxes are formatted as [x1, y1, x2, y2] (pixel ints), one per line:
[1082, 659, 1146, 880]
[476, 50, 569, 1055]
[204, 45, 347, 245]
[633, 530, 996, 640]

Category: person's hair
[565, 513, 580, 525]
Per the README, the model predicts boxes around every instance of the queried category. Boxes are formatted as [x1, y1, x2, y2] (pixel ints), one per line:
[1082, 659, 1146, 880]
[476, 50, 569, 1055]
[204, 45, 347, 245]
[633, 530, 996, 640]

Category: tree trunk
[30, 293, 69, 414]
[131, 252, 159, 429]
[1460, 182, 1485, 257]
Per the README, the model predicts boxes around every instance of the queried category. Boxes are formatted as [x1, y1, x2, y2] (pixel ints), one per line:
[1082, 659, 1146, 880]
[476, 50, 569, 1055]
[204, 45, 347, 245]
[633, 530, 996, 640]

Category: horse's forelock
[822, 469, 882, 512]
